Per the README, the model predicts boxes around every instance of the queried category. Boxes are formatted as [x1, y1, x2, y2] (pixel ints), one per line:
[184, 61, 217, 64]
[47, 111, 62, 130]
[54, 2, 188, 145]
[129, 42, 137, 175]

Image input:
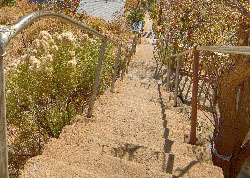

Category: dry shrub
[2, 2, 132, 68]
[125, 0, 140, 9]
[0, 0, 35, 25]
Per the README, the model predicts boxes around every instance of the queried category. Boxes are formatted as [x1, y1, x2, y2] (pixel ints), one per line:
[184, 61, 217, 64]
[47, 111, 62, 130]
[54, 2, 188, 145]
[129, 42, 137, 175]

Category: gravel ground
[20, 12, 224, 178]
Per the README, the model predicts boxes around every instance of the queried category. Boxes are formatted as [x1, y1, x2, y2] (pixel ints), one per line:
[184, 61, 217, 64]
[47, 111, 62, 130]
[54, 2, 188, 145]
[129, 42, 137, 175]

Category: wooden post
[131, 36, 136, 55]
[139, 23, 142, 44]
[166, 57, 172, 91]
[134, 35, 137, 54]
[87, 38, 107, 117]
[174, 55, 181, 106]
[121, 48, 128, 81]
[110, 44, 121, 93]
[126, 50, 132, 74]
[189, 49, 199, 145]
[0, 54, 9, 178]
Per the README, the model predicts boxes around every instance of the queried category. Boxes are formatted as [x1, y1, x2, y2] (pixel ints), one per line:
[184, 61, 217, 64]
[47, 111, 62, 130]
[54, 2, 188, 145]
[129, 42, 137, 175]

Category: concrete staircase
[20, 111, 223, 178]
[20, 12, 223, 178]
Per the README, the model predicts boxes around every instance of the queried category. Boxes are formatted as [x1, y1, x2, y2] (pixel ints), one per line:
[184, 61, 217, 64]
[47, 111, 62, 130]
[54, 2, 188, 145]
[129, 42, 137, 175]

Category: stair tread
[42, 121, 218, 175]
[20, 155, 99, 178]
[40, 150, 172, 178]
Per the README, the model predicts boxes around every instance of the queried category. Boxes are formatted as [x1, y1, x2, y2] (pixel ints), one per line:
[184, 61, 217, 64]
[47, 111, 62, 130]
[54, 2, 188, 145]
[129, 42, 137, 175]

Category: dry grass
[0, 0, 36, 24]
[125, 0, 140, 8]
[0, 1, 133, 68]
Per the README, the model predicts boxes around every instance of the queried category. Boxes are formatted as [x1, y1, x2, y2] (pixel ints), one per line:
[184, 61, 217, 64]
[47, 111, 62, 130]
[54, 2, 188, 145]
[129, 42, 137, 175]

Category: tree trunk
[212, 17, 250, 177]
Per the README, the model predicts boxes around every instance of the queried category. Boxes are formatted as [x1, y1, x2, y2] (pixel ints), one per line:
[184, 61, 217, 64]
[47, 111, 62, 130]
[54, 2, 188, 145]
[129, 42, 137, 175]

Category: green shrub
[148, 0, 154, 4]
[127, 6, 145, 25]
[6, 30, 115, 158]
[150, 3, 159, 20]
[2, 0, 15, 6]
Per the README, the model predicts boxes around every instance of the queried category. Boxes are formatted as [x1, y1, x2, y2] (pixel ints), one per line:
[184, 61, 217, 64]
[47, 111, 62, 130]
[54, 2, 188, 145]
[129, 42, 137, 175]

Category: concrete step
[172, 159, 223, 178]
[41, 135, 223, 178]
[43, 120, 221, 176]
[104, 143, 176, 174]
[21, 126, 222, 178]
[59, 117, 177, 153]
[20, 155, 100, 178]
[125, 74, 163, 85]
[93, 108, 195, 146]
[43, 148, 172, 178]
[42, 123, 174, 173]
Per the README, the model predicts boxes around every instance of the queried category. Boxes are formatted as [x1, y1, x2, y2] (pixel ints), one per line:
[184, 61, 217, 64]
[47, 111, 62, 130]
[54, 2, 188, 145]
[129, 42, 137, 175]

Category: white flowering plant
[6, 30, 116, 157]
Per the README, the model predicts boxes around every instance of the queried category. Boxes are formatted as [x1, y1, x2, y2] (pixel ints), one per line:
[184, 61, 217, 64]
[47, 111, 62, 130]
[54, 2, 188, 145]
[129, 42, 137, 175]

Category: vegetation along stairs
[20, 12, 224, 178]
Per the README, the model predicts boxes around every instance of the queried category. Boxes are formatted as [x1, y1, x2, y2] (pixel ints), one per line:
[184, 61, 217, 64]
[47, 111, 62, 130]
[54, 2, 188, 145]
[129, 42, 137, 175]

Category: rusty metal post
[87, 38, 107, 117]
[0, 54, 9, 178]
[110, 44, 121, 93]
[174, 55, 180, 106]
[189, 49, 199, 145]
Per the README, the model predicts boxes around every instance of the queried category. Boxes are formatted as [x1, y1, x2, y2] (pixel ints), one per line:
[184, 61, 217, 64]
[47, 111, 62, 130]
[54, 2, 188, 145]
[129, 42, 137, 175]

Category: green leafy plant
[127, 6, 145, 25]
[150, 3, 159, 20]
[2, 0, 15, 6]
[6, 30, 115, 163]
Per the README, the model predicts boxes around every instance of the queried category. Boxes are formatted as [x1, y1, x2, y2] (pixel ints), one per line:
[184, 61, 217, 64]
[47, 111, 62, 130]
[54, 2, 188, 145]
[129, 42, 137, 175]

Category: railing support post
[131, 37, 135, 55]
[87, 38, 107, 118]
[110, 44, 121, 93]
[189, 49, 199, 145]
[174, 55, 180, 106]
[134, 35, 137, 54]
[126, 49, 132, 74]
[0, 54, 9, 178]
[121, 48, 128, 80]
[166, 57, 172, 91]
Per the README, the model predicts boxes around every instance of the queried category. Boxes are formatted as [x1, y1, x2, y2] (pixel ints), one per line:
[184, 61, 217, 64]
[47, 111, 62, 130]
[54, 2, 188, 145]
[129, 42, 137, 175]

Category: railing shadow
[157, 83, 175, 174]
[172, 160, 199, 178]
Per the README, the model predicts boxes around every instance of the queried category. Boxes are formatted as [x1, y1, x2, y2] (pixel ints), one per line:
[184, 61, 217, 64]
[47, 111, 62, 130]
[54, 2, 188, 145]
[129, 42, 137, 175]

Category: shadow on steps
[157, 83, 175, 174]
[172, 160, 199, 178]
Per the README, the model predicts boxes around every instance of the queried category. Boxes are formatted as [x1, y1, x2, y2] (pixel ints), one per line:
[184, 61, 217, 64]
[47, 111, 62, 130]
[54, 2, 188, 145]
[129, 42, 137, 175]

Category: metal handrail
[197, 46, 250, 55]
[0, 10, 140, 178]
[0, 10, 120, 55]
[168, 46, 250, 59]
[167, 45, 250, 104]
[163, 45, 250, 145]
